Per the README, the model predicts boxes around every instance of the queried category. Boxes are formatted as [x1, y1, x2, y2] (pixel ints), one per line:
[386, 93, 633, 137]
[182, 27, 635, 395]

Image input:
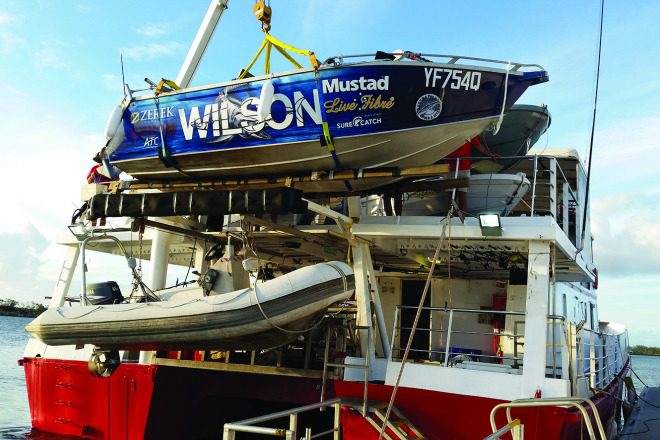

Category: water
[629, 353, 660, 390]
[0, 316, 70, 440]
[0, 314, 659, 439]
[0, 316, 31, 433]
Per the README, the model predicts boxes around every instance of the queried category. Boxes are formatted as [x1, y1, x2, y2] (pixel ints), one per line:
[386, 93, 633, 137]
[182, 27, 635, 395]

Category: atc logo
[415, 94, 442, 121]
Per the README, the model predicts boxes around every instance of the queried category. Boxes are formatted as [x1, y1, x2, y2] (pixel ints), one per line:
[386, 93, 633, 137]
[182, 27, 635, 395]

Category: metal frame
[222, 398, 341, 440]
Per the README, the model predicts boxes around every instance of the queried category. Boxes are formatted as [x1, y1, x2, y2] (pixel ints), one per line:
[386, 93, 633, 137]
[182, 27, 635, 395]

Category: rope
[252, 263, 349, 335]
[492, 61, 511, 136]
[378, 207, 454, 439]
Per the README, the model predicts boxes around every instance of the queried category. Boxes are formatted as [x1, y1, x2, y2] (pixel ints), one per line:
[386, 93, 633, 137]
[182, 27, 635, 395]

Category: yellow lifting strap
[238, 32, 319, 80]
[154, 78, 181, 95]
[321, 122, 335, 152]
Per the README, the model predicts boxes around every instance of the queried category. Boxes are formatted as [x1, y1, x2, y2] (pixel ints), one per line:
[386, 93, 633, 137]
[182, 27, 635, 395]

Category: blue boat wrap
[107, 63, 547, 170]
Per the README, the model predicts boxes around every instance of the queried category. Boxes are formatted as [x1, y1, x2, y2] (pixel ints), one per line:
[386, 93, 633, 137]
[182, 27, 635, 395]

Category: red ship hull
[22, 355, 627, 439]
[21, 356, 331, 439]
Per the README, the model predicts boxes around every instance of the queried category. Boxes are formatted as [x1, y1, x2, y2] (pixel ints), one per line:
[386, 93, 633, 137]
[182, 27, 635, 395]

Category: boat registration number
[424, 68, 481, 91]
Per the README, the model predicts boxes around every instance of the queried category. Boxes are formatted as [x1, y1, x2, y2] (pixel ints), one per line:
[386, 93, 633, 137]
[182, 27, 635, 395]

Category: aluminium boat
[472, 103, 551, 173]
[401, 172, 531, 216]
[103, 56, 547, 183]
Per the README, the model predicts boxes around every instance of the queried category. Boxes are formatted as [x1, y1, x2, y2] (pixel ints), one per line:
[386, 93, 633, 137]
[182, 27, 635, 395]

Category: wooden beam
[153, 357, 323, 378]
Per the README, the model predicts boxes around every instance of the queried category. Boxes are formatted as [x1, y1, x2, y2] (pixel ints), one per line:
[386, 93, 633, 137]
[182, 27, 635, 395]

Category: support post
[549, 158, 557, 218]
[351, 242, 391, 360]
[350, 242, 375, 367]
[148, 229, 172, 290]
[50, 245, 80, 308]
[521, 240, 550, 396]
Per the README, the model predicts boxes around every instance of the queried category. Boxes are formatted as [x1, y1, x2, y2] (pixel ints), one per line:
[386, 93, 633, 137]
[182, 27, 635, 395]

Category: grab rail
[79, 235, 139, 306]
[483, 418, 520, 440]
[490, 397, 607, 440]
[222, 398, 341, 440]
[323, 52, 545, 72]
[321, 325, 370, 416]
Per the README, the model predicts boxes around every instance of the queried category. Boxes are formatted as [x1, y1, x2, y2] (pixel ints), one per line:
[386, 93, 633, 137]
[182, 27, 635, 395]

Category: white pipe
[148, 229, 171, 290]
[175, 0, 229, 88]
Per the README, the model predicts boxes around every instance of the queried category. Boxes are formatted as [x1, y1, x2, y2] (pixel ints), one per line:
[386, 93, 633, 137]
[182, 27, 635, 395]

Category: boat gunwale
[128, 59, 537, 102]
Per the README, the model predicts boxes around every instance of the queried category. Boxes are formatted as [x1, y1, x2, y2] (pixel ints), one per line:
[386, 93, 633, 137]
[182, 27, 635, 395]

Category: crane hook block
[253, 1, 272, 31]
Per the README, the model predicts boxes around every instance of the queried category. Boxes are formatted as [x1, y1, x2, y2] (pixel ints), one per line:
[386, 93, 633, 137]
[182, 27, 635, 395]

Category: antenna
[120, 52, 127, 97]
[579, 0, 605, 251]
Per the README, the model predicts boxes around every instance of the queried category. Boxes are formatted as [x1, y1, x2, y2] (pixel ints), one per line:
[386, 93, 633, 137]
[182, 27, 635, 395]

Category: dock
[620, 387, 660, 439]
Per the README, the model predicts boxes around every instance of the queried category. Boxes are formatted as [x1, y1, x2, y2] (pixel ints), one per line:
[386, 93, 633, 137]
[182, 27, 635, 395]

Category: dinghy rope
[251, 262, 350, 336]
[492, 61, 511, 136]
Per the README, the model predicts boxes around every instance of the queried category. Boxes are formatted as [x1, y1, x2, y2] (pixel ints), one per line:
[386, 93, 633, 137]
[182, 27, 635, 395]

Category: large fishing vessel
[20, 2, 629, 439]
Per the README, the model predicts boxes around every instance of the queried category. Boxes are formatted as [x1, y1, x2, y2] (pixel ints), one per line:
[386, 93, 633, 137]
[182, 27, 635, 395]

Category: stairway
[363, 402, 426, 440]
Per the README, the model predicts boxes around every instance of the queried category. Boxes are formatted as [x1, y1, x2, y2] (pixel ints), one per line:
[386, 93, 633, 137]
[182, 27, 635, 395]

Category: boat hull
[473, 104, 551, 173]
[401, 172, 531, 216]
[335, 366, 627, 439]
[106, 62, 547, 182]
[21, 355, 627, 439]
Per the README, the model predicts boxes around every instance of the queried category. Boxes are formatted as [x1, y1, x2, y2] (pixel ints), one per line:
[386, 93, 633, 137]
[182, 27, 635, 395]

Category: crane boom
[175, 0, 229, 88]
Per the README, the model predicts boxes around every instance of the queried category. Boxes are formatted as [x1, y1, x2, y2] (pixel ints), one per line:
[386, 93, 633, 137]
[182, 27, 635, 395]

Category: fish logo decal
[415, 93, 442, 121]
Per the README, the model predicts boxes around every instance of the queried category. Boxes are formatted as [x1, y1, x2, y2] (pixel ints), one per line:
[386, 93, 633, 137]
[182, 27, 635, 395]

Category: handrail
[323, 52, 545, 72]
[483, 418, 520, 440]
[490, 397, 607, 440]
[391, 306, 569, 375]
[391, 305, 530, 366]
[222, 398, 341, 440]
[79, 234, 138, 306]
[321, 325, 370, 416]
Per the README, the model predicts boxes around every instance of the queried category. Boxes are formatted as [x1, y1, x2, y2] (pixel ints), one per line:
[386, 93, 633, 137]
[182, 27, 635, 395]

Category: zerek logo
[322, 76, 390, 94]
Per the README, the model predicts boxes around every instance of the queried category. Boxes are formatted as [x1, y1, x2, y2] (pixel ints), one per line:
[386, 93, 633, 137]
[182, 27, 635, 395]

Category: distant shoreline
[0, 311, 40, 318]
[631, 352, 660, 357]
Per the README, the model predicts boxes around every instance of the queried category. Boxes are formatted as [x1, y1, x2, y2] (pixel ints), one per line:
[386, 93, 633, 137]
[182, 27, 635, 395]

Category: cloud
[596, 275, 660, 346]
[584, 114, 660, 277]
[0, 85, 103, 236]
[591, 190, 660, 276]
[0, 31, 26, 55]
[0, 12, 15, 24]
[136, 23, 170, 38]
[121, 42, 184, 61]
[0, 224, 52, 305]
[33, 47, 68, 69]
[101, 73, 123, 92]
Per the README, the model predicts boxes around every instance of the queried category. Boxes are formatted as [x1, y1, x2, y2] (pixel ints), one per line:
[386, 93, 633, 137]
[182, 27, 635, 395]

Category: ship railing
[389, 306, 571, 377]
[390, 306, 527, 368]
[489, 397, 607, 440]
[323, 52, 545, 72]
[222, 398, 341, 440]
[546, 316, 568, 379]
[445, 153, 582, 247]
[574, 326, 626, 390]
[321, 325, 370, 416]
